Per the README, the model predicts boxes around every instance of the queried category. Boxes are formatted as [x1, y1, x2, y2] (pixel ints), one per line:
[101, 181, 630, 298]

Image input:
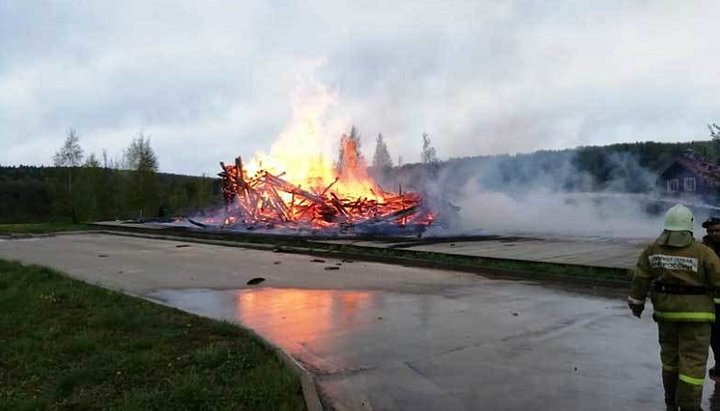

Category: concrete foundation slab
[320, 237, 649, 270]
[91, 221, 652, 270]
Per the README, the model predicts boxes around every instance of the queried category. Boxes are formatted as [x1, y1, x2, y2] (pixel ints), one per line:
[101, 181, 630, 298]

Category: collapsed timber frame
[215, 156, 433, 233]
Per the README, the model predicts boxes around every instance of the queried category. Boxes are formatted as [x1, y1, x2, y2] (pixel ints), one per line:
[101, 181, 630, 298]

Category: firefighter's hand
[628, 301, 644, 318]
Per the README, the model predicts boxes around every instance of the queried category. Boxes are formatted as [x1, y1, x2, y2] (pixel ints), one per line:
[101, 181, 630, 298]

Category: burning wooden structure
[215, 156, 434, 234]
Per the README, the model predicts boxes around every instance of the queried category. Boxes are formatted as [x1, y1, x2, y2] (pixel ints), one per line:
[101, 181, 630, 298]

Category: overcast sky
[1, 1, 719, 175]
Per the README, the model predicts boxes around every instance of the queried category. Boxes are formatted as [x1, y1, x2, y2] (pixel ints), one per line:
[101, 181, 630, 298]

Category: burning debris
[187, 132, 435, 235]
[212, 156, 433, 234]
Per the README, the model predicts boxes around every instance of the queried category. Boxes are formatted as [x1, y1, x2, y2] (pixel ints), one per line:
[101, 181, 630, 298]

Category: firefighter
[629, 204, 720, 411]
[702, 217, 720, 378]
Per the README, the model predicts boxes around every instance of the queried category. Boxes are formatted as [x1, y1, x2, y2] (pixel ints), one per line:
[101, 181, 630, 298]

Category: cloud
[2, 1, 720, 174]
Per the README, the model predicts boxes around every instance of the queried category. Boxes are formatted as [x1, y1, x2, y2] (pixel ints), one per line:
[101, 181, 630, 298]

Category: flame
[243, 84, 382, 202]
[209, 81, 434, 232]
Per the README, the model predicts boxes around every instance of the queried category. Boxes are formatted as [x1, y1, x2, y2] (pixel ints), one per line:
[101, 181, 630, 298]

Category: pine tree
[372, 133, 393, 171]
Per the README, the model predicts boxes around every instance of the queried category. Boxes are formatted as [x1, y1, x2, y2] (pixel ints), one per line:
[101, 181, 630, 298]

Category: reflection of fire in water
[235, 289, 372, 353]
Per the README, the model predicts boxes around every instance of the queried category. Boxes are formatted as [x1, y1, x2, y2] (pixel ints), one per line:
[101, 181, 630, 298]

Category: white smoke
[419, 150, 715, 239]
[453, 186, 664, 239]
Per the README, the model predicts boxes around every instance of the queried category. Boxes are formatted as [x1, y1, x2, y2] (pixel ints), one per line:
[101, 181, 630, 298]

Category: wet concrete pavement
[2, 233, 719, 410]
[148, 286, 672, 410]
[0, 234, 481, 295]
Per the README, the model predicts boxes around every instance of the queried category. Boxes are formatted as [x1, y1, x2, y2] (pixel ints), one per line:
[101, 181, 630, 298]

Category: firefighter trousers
[658, 321, 711, 409]
[711, 304, 720, 365]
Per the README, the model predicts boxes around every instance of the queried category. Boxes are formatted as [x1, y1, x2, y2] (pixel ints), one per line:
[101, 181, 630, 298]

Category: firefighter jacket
[703, 235, 720, 305]
[630, 230, 720, 322]
[703, 236, 720, 256]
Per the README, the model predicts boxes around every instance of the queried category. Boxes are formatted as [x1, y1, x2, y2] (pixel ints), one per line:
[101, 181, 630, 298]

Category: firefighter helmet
[663, 204, 694, 232]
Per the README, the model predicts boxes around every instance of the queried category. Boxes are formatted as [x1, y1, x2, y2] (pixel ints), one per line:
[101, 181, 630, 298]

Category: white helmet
[663, 204, 694, 232]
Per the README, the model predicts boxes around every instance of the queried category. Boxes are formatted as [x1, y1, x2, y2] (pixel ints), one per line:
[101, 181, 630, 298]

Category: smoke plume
[408, 150, 716, 239]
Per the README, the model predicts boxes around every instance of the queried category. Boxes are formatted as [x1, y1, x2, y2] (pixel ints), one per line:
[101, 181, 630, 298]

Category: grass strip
[0, 259, 305, 410]
[0, 222, 90, 235]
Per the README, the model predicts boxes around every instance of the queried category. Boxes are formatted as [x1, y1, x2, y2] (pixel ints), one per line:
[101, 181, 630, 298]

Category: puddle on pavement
[146, 286, 720, 410]
[148, 287, 382, 356]
[146, 284, 623, 368]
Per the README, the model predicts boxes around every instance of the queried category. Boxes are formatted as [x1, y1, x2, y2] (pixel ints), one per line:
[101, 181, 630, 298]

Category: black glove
[628, 302, 644, 318]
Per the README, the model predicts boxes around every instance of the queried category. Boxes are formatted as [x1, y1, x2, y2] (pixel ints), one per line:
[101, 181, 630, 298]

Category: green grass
[0, 222, 90, 235]
[0, 259, 305, 410]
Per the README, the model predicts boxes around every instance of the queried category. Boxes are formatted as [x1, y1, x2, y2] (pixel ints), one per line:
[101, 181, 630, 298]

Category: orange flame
[213, 83, 434, 231]
[243, 86, 381, 202]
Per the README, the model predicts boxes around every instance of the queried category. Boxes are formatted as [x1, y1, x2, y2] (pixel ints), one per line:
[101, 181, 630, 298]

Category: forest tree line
[374, 125, 720, 197]
[0, 130, 217, 224]
[2, 126, 720, 223]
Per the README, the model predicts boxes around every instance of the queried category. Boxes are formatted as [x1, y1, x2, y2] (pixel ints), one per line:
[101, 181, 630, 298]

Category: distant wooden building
[658, 154, 720, 201]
